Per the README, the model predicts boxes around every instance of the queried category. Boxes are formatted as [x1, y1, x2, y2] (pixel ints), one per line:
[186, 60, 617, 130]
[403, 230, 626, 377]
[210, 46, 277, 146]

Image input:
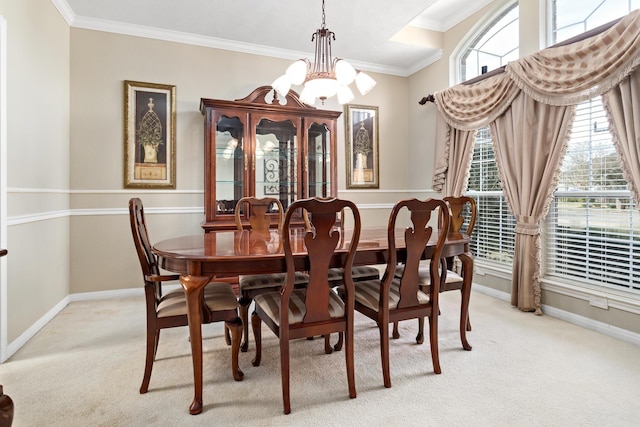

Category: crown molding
[64, 14, 408, 77]
[412, 0, 494, 32]
[51, 0, 74, 25]
[406, 49, 444, 76]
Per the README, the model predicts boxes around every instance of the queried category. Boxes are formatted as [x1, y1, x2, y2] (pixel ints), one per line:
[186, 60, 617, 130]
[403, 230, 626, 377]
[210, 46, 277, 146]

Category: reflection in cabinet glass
[255, 118, 297, 209]
[201, 86, 341, 231]
[215, 116, 244, 214]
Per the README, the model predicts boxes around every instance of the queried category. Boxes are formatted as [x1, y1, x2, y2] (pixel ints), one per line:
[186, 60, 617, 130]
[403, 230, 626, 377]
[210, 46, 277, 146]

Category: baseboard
[473, 283, 640, 346]
[2, 288, 146, 362]
[4, 295, 71, 362]
[4, 283, 638, 363]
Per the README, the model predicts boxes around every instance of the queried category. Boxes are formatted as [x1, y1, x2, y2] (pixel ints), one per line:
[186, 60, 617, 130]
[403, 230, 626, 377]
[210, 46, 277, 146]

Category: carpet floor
[1, 290, 639, 426]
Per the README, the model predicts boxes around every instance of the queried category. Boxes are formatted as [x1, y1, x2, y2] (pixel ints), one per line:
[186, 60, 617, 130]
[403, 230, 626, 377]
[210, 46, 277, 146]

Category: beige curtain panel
[431, 10, 640, 313]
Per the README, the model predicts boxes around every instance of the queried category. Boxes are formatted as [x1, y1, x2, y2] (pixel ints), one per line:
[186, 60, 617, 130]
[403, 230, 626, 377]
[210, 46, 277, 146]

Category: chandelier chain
[321, 0, 326, 29]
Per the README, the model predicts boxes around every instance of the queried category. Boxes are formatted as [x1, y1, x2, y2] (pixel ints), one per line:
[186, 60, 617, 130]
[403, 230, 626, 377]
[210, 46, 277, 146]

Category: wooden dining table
[152, 226, 472, 414]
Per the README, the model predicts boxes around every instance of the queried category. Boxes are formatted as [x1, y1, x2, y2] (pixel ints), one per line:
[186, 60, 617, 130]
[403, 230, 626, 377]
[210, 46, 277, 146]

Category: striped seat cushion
[157, 281, 238, 318]
[327, 266, 380, 285]
[394, 264, 462, 285]
[239, 271, 309, 291]
[351, 278, 430, 313]
[254, 288, 345, 326]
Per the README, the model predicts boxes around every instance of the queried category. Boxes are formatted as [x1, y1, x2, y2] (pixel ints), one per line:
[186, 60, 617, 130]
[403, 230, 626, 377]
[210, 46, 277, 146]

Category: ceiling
[57, 0, 493, 76]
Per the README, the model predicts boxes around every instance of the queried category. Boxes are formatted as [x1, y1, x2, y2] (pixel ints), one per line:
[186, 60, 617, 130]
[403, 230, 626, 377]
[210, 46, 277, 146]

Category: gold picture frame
[124, 80, 176, 189]
[345, 104, 379, 189]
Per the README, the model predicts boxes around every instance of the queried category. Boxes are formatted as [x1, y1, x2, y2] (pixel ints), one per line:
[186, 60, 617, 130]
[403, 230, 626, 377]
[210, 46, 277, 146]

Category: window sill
[541, 278, 640, 315]
[473, 259, 640, 315]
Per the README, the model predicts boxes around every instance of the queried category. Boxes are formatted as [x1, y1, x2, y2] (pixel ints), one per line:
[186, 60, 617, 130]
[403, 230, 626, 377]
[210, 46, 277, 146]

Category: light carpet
[1, 290, 639, 426]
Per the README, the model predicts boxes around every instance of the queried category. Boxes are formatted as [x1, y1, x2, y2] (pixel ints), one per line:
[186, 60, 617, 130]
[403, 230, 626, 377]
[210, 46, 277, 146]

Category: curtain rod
[418, 16, 623, 105]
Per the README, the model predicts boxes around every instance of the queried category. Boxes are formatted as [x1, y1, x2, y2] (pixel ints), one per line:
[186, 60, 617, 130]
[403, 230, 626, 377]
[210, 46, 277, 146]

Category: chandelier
[271, 0, 376, 105]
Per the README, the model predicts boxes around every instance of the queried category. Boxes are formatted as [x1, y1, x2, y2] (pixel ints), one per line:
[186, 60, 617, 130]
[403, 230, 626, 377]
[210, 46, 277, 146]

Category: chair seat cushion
[254, 288, 345, 326]
[394, 264, 462, 285]
[239, 271, 309, 291]
[327, 265, 380, 285]
[350, 278, 429, 313]
[157, 282, 238, 318]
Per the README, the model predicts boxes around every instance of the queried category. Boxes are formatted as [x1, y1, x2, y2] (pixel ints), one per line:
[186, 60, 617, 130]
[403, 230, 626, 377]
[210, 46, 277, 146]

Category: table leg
[459, 252, 473, 351]
[180, 274, 209, 415]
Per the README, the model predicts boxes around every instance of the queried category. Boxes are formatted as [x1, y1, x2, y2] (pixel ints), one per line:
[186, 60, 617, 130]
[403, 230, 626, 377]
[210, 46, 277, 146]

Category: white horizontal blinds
[467, 127, 516, 264]
[547, 97, 640, 291]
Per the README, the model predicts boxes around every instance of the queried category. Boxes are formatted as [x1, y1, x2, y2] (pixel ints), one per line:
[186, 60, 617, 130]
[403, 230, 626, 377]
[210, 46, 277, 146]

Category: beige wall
[68, 28, 413, 294]
[0, 0, 70, 344]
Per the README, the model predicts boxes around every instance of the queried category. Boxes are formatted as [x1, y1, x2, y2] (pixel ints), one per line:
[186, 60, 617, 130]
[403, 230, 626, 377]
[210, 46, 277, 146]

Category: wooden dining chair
[346, 198, 449, 388]
[129, 198, 243, 394]
[392, 195, 476, 350]
[235, 196, 309, 352]
[250, 197, 360, 414]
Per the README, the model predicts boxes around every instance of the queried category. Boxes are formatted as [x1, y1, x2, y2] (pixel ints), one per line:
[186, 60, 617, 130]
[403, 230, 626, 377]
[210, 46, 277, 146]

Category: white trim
[56, 13, 406, 77]
[449, 0, 518, 86]
[339, 188, 436, 194]
[542, 279, 640, 316]
[472, 259, 513, 281]
[4, 295, 70, 362]
[8, 187, 204, 194]
[6, 203, 400, 226]
[51, 0, 74, 25]
[3, 287, 149, 362]
[69, 288, 144, 302]
[473, 260, 640, 316]
[411, 0, 494, 32]
[70, 207, 204, 216]
[473, 283, 640, 346]
[0, 15, 7, 363]
[9, 187, 434, 195]
[541, 304, 640, 346]
[406, 49, 443, 76]
[5, 283, 638, 362]
[7, 210, 70, 226]
[473, 283, 511, 301]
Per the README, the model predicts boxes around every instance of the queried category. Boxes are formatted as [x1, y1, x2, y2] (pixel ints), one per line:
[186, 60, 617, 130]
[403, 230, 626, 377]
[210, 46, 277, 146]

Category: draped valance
[434, 8, 640, 193]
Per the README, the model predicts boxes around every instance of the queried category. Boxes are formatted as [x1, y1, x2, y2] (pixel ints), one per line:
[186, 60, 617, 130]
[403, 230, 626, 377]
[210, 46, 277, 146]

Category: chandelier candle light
[271, 0, 376, 105]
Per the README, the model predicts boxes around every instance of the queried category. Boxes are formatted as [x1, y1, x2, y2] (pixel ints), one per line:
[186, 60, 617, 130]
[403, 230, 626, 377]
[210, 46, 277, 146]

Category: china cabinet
[200, 86, 341, 231]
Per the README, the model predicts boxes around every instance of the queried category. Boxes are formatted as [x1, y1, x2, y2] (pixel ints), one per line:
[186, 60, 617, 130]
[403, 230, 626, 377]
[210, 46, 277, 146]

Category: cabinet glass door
[255, 118, 297, 211]
[215, 115, 244, 215]
[307, 122, 331, 198]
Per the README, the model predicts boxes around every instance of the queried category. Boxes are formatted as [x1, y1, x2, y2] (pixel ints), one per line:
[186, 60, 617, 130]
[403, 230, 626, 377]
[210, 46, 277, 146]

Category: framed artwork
[345, 104, 379, 189]
[124, 80, 176, 189]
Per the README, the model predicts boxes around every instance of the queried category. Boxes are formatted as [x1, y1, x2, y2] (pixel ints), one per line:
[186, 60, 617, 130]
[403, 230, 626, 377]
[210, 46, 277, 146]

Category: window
[550, 0, 640, 44]
[459, 0, 640, 290]
[546, 1, 640, 292]
[459, 4, 519, 81]
[461, 3, 519, 266]
[467, 128, 516, 263]
[461, 0, 640, 294]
